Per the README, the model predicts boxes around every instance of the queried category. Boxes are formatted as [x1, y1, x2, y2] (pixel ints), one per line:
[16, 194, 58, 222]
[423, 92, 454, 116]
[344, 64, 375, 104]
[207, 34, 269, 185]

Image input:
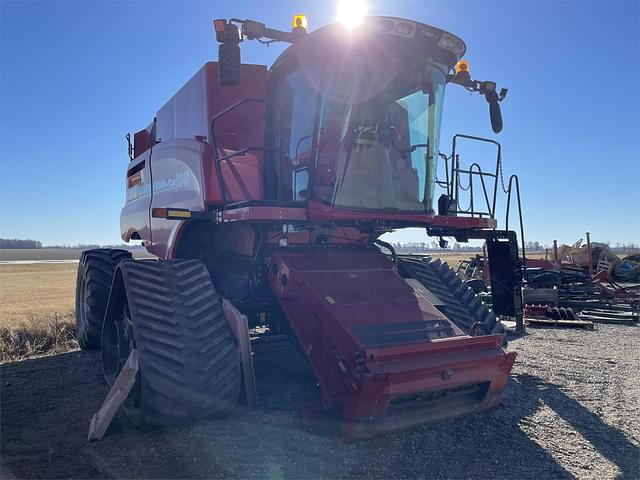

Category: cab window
[272, 68, 318, 202]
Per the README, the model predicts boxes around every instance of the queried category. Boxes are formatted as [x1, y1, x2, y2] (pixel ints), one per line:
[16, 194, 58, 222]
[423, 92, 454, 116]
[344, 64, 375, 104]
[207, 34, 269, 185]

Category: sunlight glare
[337, 0, 368, 30]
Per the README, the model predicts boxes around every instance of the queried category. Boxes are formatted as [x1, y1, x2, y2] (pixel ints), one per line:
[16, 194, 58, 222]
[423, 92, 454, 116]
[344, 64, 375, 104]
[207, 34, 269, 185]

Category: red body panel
[121, 62, 268, 257]
[307, 200, 497, 229]
[219, 203, 496, 229]
[147, 139, 208, 258]
[267, 249, 515, 437]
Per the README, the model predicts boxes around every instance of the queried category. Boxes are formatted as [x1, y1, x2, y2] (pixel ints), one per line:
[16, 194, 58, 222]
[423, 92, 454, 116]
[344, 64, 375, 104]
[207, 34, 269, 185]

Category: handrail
[505, 174, 526, 266]
[437, 153, 450, 197]
[439, 134, 526, 268]
[468, 163, 492, 217]
[293, 134, 314, 166]
[444, 161, 493, 218]
[216, 145, 280, 164]
[209, 98, 284, 203]
[450, 134, 502, 217]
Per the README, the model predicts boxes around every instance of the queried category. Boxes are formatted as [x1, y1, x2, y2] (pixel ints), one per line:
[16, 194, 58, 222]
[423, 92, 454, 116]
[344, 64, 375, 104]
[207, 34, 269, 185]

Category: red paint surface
[268, 249, 515, 433]
[307, 200, 497, 229]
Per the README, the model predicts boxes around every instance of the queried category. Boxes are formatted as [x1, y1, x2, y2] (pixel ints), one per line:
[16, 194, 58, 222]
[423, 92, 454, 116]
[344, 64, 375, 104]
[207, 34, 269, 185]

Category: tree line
[0, 238, 43, 249]
[0, 238, 144, 249]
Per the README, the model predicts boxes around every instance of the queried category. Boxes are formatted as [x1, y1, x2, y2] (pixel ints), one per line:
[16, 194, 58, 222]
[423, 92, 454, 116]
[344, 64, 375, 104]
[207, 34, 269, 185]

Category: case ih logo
[126, 170, 191, 202]
[154, 170, 191, 193]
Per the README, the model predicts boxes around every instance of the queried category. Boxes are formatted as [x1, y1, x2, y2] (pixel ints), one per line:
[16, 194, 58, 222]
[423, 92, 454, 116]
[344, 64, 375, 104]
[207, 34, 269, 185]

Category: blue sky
[1, 0, 638, 247]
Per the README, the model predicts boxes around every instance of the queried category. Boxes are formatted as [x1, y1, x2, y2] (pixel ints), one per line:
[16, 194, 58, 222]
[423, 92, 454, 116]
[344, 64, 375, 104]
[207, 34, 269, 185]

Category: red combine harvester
[76, 14, 524, 439]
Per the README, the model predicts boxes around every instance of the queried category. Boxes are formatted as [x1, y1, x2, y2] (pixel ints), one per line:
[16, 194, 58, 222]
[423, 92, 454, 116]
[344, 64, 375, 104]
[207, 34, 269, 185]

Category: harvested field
[1, 324, 638, 479]
[0, 263, 79, 362]
[0, 263, 77, 328]
[0, 248, 88, 262]
[0, 250, 153, 361]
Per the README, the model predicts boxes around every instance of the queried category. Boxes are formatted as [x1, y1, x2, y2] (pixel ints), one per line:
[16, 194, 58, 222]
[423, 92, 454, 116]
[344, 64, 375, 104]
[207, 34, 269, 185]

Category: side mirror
[488, 97, 503, 133]
[449, 64, 508, 134]
[214, 19, 242, 86]
[480, 83, 507, 134]
[218, 43, 241, 86]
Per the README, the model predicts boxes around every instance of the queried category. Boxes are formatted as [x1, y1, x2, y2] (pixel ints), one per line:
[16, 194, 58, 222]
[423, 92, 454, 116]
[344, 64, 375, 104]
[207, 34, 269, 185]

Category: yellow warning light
[214, 19, 226, 32]
[292, 14, 308, 31]
[456, 59, 470, 74]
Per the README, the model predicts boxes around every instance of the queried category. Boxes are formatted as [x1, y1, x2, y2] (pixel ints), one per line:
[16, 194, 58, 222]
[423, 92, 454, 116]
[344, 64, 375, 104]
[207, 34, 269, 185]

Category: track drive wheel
[75, 248, 132, 349]
[102, 259, 241, 425]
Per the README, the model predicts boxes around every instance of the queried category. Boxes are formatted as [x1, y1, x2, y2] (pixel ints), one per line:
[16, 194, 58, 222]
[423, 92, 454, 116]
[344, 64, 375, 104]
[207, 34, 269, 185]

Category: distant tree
[0, 238, 43, 249]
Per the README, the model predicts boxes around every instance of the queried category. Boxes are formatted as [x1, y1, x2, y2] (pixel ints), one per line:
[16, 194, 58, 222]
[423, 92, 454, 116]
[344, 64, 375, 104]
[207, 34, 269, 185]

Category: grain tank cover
[155, 62, 267, 145]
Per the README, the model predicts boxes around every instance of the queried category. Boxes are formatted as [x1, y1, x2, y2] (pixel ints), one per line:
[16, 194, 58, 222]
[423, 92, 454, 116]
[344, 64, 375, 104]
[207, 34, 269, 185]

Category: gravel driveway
[1, 324, 638, 479]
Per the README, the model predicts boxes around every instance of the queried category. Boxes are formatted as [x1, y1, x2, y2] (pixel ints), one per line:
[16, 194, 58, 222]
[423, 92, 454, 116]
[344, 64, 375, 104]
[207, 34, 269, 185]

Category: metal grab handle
[208, 98, 284, 203]
[468, 163, 493, 217]
[505, 174, 526, 266]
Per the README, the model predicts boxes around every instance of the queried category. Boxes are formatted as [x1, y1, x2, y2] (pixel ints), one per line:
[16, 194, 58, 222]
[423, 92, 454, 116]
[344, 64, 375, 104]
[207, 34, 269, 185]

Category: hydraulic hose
[374, 239, 397, 268]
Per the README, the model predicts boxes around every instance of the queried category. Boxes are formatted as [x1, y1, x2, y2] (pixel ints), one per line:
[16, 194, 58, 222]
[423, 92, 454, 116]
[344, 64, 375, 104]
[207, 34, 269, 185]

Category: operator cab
[265, 17, 465, 214]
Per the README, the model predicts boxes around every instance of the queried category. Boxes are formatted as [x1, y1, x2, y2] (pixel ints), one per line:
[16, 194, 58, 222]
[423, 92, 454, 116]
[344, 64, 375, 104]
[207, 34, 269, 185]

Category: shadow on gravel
[513, 373, 639, 479]
[1, 343, 636, 479]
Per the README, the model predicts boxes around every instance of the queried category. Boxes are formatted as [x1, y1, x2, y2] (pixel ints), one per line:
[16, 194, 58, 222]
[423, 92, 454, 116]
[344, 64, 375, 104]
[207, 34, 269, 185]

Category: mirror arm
[448, 71, 508, 133]
[214, 18, 308, 86]
[448, 72, 508, 103]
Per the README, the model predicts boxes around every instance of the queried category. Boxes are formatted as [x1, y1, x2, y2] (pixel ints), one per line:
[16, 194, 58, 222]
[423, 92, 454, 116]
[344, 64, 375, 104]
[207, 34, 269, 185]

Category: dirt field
[1, 324, 638, 479]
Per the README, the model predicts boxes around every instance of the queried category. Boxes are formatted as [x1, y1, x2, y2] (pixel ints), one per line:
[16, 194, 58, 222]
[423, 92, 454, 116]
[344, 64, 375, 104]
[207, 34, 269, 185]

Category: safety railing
[209, 98, 283, 203]
[440, 133, 526, 262]
[448, 134, 502, 218]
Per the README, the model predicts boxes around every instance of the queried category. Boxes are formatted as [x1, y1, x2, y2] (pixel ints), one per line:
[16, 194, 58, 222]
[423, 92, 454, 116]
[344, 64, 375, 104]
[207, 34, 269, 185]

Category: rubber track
[75, 249, 132, 349]
[398, 256, 504, 335]
[119, 259, 241, 424]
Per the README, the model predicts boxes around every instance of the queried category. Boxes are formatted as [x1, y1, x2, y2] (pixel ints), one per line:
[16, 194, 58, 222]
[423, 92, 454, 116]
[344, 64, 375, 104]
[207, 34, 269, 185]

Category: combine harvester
[76, 9, 525, 439]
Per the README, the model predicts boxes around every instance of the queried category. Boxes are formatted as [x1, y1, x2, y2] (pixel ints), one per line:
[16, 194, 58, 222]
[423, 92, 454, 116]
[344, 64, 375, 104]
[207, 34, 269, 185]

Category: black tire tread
[119, 259, 241, 425]
[398, 256, 503, 335]
[76, 248, 132, 349]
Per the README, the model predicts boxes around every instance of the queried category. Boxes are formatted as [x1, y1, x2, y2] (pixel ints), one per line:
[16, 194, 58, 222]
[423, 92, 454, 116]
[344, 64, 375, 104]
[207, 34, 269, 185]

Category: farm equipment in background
[76, 13, 524, 439]
[517, 235, 640, 328]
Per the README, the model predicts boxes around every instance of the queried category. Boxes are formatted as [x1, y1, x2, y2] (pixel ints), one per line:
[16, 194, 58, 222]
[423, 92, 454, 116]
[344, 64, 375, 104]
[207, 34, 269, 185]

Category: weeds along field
[0, 263, 78, 362]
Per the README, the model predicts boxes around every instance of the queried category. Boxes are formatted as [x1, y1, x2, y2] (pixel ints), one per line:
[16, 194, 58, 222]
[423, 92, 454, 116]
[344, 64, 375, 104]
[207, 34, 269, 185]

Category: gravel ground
[1, 324, 639, 479]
